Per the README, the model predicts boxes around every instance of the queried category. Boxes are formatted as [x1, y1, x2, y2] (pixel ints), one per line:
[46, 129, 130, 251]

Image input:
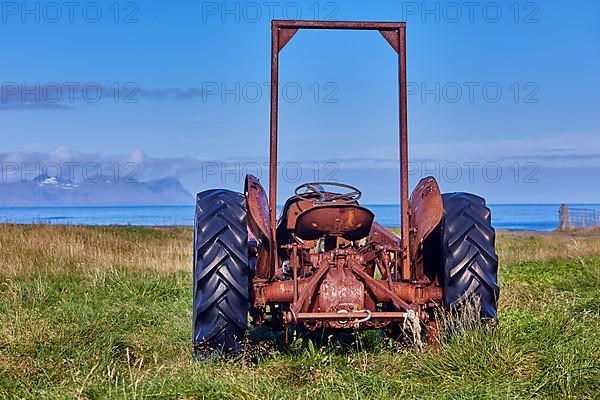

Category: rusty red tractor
[192, 20, 499, 354]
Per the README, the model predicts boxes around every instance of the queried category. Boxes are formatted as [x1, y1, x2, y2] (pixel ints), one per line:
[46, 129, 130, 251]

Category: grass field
[0, 224, 599, 399]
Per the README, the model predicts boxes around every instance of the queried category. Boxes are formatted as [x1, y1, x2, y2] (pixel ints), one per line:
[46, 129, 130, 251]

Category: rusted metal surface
[368, 222, 402, 246]
[258, 279, 306, 304]
[347, 258, 415, 312]
[398, 26, 410, 281]
[294, 204, 374, 241]
[288, 311, 408, 329]
[269, 23, 280, 273]
[393, 281, 442, 304]
[254, 275, 441, 306]
[245, 175, 271, 241]
[290, 257, 330, 314]
[269, 20, 409, 282]
[245, 175, 273, 280]
[283, 198, 313, 231]
[252, 236, 442, 328]
[409, 176, 443, 280]
[317, 266, 365, 328]
[379, 30, 401, 53]
[251, 234, 442, 328]
[246, 20, 447, 333]
[291, 311, 406, 321]
[272, 20, 405, 30]
[281, 182, 362, 233]
[278, 28, 298, 51]
[294, 182, 362, 204]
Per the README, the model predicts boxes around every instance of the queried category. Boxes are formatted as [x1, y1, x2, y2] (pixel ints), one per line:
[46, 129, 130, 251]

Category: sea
[1, 204, 600, 231]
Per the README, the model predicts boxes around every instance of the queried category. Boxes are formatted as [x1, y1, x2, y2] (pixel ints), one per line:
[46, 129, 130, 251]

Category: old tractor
[193, 20, 499, 354]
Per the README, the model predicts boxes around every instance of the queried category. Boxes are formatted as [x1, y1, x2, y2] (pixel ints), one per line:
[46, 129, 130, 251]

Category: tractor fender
[244, 174, 273, 279]
[409, 176, 443, 259]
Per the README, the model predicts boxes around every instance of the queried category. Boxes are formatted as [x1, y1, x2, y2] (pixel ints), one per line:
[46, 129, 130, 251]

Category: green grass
[0, 225, 599, 399]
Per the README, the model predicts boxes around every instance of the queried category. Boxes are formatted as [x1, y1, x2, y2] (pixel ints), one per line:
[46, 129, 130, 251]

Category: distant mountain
[0, 176, 193, 206]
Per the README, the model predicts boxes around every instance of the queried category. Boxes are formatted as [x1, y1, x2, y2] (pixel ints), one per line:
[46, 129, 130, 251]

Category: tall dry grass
[1, 224, 599, 277]
[496, 230, 600, 263]
[0, 224, 192, 277]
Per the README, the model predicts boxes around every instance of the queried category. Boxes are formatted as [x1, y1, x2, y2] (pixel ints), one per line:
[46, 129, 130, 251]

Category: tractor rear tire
[192, 189, 249, 356]
[439, 193, 499, 319]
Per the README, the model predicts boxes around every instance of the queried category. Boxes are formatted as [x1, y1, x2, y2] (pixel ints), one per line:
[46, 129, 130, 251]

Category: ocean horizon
[1, 203, 600, 231]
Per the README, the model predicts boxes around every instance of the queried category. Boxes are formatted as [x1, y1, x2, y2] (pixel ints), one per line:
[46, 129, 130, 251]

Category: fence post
[559, 203, 568, 230]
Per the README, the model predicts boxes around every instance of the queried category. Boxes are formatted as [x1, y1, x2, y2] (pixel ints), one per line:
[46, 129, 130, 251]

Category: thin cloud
[497, 153, 600, 161]
[136, 87, 206, 100]
[0, 147, 208, 183]
[0, 83, 207, 112]
[0, 103, 76, 112]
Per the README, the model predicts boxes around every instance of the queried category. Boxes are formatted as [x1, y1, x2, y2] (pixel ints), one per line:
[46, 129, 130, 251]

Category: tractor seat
[294, 203, 374, 241]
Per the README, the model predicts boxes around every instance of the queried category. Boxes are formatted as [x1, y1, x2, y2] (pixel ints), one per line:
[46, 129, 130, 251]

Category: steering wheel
[294, 182, 361, 204]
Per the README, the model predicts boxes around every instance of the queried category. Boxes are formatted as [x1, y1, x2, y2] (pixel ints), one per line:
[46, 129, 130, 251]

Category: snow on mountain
[0, 175, 193, 206]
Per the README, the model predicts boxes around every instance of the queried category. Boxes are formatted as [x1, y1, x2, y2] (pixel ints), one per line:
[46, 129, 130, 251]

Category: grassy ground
[0, 225, 599, 399]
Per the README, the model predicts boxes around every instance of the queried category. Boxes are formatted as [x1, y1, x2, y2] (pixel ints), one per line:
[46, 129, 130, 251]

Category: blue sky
[1, 0, 599, 203]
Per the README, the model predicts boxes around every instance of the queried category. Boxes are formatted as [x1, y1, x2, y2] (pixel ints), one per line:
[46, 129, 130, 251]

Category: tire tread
[440, 192, 499, 319]
[192, 189, 249, 354]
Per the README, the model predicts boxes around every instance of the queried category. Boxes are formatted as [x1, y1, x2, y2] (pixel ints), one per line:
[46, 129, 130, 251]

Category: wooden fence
[558, 204, 600, 230]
